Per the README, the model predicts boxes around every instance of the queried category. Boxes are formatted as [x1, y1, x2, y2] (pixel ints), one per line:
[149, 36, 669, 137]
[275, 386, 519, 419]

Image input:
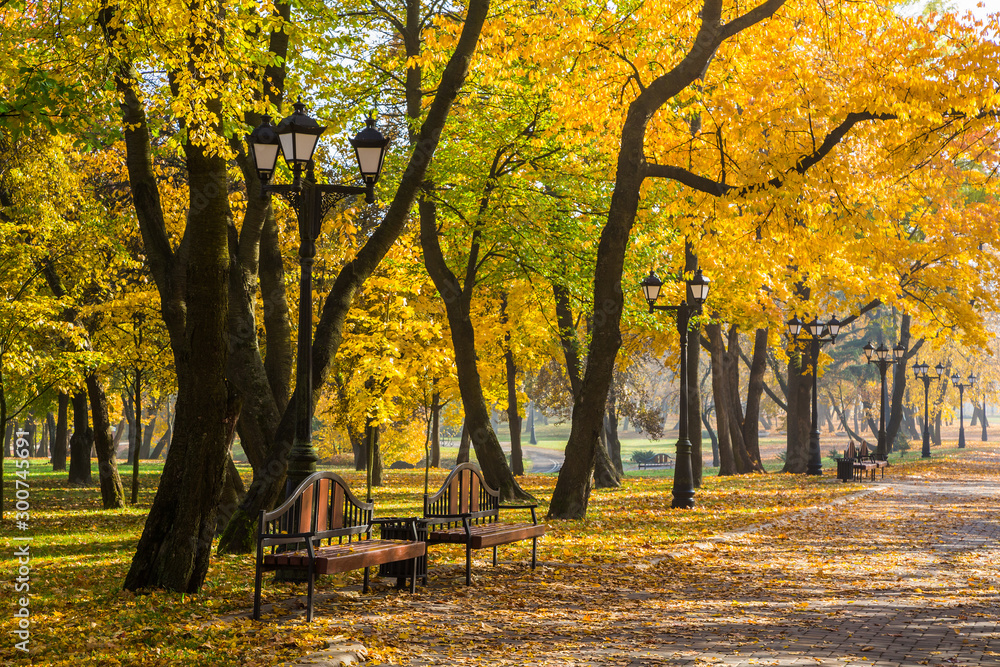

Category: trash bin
[376, 517, 427, 585]
[836, 458, 854, 482]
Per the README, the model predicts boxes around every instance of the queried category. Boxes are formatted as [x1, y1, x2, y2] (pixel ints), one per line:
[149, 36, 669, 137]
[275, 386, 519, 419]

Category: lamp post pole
[787, 316, 840, 476]
[247, 102, 390, 497]
[640, 269, 710, 509]
[951, 372, 977, 449]
[864, 341, 906, 461]
[912, 361, 943, 458]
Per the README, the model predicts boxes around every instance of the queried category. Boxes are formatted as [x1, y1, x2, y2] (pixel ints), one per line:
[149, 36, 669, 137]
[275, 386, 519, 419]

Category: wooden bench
[422, 462, 546, 585]
[254, 471, 425, 621]
[858, 440, 889, 479]
[637, 453, 674, 469]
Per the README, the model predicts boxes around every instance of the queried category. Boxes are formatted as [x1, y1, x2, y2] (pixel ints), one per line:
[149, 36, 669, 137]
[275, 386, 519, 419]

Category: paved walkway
[282, 464, 1000, 666]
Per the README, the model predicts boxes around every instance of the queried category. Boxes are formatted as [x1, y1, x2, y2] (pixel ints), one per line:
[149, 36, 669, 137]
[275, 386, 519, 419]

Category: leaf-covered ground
[2, 445, 997, 666]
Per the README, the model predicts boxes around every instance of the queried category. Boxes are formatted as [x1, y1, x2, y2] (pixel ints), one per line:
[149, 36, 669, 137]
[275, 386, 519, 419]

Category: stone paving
[282, 468, 1000, 667]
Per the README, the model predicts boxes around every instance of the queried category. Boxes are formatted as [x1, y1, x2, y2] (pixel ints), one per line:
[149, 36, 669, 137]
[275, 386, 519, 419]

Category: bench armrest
[499, 504, 538, 524]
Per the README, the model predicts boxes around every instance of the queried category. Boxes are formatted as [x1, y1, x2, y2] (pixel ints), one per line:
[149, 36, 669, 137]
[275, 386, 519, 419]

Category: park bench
[254, 471, 425, 622]
[637, 453, 674, 469]
[857, 440, 889, 479]
[423, 462, 546, 585]
[836, 441, 887, 482]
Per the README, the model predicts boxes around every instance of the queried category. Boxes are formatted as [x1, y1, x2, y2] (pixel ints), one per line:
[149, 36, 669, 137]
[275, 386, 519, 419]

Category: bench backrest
[653, 453, 670, 464]
[259, 471, 373, 550]
[859, 440, 873, 459]
[424, 462, 499, 521]
[846, 441, 858, 460]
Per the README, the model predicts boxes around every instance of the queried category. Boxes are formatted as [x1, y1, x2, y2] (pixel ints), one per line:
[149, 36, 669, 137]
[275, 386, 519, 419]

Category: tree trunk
[140, 414, 157, 459]
[456, 420, 471, 464]
[52, 392, 68, 471]
[885, 314, 912, 454]
[215, 454, 245, 536]
[707, 326, 737, 475]
[119, 101, 238, 591]
[215, 0, 493, 556]
[502, 296, 524, 476]
[40, 414, 50, 458]
[783, 350, 811, 473]
[605, 385, 624, 476]
[68, 392, 93, 485]
[150, 400, 173, 459]
[350, 426, 366, 471]
[419, 198, 530, 501]
[547, 4, 785, 518]
[87, 373, 126, 509]
[701, 407, 719, 467]
[430, 391, 442, 467]
[528, 402, 536, 445]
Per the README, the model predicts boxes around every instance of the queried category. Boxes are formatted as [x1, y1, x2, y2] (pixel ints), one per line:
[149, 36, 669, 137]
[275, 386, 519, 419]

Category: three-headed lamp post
[640, 269, 710, 509]
[247, 102, 390, 497]
[863, 341, 906, 461]
[786, 316, 840, 476]
[912, 361, 944, 458]
[951, 371, 977, 449]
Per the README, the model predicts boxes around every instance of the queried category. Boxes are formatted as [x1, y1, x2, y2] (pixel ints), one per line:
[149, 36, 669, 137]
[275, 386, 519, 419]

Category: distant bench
[637, 453, 674, 469]
[253, 471, 424, 622]
[836, 441, 888, 482]
[423, 462, 546, 585]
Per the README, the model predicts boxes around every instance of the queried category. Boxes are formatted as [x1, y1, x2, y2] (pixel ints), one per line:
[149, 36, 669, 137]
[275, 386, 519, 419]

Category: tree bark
[87, 373, 126, 509]
[430, 391, 442, 467]
[457, 421, 471, 464]
[783, 349, 811, 473]
[52, 392, 68, 471]
[68, 392, 93, 485]
[501, 295, 524, 476]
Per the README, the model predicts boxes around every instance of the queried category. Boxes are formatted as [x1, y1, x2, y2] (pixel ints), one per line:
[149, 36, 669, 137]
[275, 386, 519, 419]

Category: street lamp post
[912, 361, 944, 458]
[640, 269, 710, 509]
[863, 341, 906, 461]
[950, 372, 977, 449]
[786, 316, 840, 476]
[247, 102, 390, 497]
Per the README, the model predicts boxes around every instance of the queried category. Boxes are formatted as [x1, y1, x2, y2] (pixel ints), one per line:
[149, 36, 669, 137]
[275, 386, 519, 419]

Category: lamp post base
[922, 428, 931, 458]
[807, 429, 823, 476]
[671, 439, 695, 509]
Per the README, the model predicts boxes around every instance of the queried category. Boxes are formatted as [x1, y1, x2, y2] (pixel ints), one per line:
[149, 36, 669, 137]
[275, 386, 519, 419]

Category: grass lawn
[0, 443, 981, 666]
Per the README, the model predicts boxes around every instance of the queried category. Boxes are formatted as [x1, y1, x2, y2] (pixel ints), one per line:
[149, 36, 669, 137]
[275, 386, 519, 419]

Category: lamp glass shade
[935, 363, 946, 378]
[826, 316, 841, 338]
[893, 342, 906, 361]
[952, 372, 961, 386]
[913, 362, 925, 378]
[808, 319, 825, 338]
[969, 374, 978, 386]
[350, 115, 390, 184]
[247, 115, 281, 178]
[275, 100, 326, 166]
[641, 271, 663, 305]
[875, 344, 889, 362]
[863, 341, 875, 361]
[786, 317, 803, 338]
[686, 269, 710, 304]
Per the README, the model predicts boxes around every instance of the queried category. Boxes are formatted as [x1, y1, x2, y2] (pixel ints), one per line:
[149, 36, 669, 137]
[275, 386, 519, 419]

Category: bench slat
[429, 523, 547, 549]
[263, 539, 425, 574]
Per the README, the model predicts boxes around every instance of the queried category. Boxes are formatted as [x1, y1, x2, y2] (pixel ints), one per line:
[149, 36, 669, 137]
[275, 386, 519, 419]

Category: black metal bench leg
[307, 567, 315, 622]
[493, 546, 498, 567]
[531, 537, 537, 569]
[410, 557, 417, 594]
[465, 545, 472, 585]
[363, 566, 370, 594]
[253, 567, 263, 620]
